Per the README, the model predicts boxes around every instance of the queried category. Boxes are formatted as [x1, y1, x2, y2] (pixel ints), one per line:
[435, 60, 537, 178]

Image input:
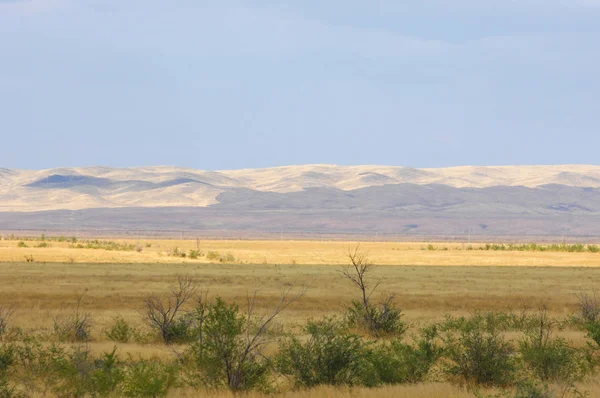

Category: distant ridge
[1, 164, 599, 238]
[1, 164, 600, 212]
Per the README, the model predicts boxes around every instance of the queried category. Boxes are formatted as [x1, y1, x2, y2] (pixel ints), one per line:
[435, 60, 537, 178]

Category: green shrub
[519, 312, 588, 383]
[121, 358, 177, 397]
[345, 297, 407, 337]
[16, 242, 27, 248]
[276, 317, 376, 388]
[188, 250, 201, 259]
[105, 316, 135, 343]
[89, 347, 124, 397]
[186, 297, 270, 391]
[370, 326, 442, 384]
[439, 311, 538, 334]
[444, 326, 516, 387]
[163, 316, 195, 344]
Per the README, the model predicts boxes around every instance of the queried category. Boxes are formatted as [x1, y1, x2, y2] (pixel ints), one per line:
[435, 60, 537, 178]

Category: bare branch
[142, 275, 197, 344]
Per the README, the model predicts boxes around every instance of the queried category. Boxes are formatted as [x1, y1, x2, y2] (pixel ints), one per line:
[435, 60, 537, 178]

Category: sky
[1, 0, 599, 170]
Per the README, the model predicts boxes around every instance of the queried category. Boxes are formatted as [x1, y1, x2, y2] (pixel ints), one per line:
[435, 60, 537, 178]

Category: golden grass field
[2, 238, 600, 397]
[2, 238, 600, 266]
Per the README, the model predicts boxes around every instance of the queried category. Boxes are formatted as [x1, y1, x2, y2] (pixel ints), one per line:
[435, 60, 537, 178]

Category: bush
[88, 347, 124, 397]
[185, 297, 270, 391]
[16, 242, 27, 248]
[345, 296, 407, 337]
[142, 276, 196, 344]
[439, 311, 539, 334]
[121, 358, 177, 397]
[276, 317, 376, 388]
[188, 250, 200, 259]
[0, 344, 16, 394]
[370, 326, 442, 384]
[105, 316, 135, 343]
[519, 311, 588, 383]
[444, 326, 516, 387]
[341, 246, 406, 337]
[52, 295, 93, 342]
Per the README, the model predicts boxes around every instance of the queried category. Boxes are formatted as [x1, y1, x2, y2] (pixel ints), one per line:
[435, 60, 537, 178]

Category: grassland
[2, 237, 600, 266]
[2, 237, 600, 396]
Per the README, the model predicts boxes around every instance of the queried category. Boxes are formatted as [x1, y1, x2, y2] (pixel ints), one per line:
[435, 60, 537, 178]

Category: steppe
[1, 237, 600, 396]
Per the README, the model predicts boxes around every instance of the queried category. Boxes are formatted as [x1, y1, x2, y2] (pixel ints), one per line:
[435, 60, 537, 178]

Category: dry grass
[164, 383, 600, 398]
[1, 238, 600, 266]
[2, 257, 599, 339]
[2, 238, 600, 396]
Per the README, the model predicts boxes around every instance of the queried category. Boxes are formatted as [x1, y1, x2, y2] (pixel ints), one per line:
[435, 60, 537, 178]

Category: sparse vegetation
[478, 242, 600, 253]
[51, 293, 93, 342]
[70, 239, 137, 251]
[2, 240, 600, 396]
[341, 246, 406, 337]
[142, 276, 197, 344]
[206, 251, 236, 263]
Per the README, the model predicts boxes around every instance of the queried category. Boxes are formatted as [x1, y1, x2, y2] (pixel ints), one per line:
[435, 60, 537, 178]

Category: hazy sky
[1, 0, 599, 170]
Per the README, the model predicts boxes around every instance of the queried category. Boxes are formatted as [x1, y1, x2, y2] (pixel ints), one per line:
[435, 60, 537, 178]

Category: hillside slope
[1, 165, 599, 238]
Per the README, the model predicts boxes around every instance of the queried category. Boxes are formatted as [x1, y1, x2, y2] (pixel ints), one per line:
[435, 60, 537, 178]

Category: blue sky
[1, 0, 599, 170]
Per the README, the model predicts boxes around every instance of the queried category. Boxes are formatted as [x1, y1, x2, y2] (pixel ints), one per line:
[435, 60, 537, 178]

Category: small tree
[188, 287, 305, 391]
[341, 245, 405, 337]
[143, 276, 197, 344]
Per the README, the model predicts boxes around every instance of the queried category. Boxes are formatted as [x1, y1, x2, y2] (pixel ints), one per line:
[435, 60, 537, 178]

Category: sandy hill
[1, 164, 600, 212]
[1, 164, 599, 238]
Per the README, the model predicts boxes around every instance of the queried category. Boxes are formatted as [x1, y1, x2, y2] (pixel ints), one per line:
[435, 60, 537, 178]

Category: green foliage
[186, 297, 270, 391]
[188, 250, 200, 259]
[439, 311, 539, 334]
[163, 316, 195, 344]
[67, 239, 138, 251]
[444, 326, 516, 387]
[584, 321, 600, 347]
[370, 326, 442, 384]
[519, 312, 590, 384]
[88, 347, 124, 397]
[121, 358, 177, 397]
[34, 242, 49, 248]
[479, 242, 599, 253]
[16, 242, 27, 248]
[345, 297, 407, 337]
[105, 316, 135, 344]
[276, 317, 376, 388]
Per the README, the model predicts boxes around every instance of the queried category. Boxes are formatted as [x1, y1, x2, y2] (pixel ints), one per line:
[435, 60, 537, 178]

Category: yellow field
[1, 238, 600, 266]
[2, 238, 600, 397]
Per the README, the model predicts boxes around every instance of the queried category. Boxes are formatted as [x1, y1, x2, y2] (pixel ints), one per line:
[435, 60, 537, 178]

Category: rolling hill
[1, 164, 599, 239]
